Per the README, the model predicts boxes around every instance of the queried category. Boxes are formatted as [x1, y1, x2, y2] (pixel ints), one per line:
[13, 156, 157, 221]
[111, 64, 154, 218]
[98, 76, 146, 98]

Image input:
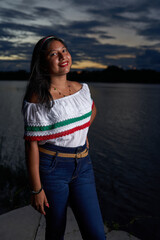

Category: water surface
[0, 81, 160, 240]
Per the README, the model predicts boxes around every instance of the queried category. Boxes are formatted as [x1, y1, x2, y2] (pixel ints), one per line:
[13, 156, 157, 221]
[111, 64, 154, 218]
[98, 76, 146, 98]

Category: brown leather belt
[38, 147, 88, 159]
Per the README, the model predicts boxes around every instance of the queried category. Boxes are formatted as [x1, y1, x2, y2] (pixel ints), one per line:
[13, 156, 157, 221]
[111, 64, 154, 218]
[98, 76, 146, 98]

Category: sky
[0, 0, 160, 72]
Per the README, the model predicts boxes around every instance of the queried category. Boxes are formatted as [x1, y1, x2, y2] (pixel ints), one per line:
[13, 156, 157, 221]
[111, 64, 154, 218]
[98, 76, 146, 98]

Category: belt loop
[55, 151, 60, 162]
[51, 150, 58, 168]
[56, 151, 59, 157]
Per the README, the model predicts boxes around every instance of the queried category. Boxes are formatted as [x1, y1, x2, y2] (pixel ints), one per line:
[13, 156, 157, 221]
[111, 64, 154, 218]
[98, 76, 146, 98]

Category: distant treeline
[0, 66, 160, 83]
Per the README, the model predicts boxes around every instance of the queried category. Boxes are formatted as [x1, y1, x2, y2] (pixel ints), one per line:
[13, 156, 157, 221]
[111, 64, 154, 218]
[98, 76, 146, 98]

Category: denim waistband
[38, 142, 87, 154]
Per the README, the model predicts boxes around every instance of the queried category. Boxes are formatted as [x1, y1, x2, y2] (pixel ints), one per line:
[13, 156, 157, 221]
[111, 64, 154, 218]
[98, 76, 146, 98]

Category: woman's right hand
[31, 189, 50, 215]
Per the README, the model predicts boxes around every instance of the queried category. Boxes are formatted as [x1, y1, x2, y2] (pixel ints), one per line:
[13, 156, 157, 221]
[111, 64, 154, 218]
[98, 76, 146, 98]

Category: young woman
[22, 35, 106, 240]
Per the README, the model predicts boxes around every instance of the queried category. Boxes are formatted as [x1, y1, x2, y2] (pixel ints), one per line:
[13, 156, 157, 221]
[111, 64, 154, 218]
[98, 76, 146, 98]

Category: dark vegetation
[0, 66, 160, 83]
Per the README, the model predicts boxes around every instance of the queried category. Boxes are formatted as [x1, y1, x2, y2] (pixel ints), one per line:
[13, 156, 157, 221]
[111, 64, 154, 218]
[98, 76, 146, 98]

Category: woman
[22, 35, 106, 240]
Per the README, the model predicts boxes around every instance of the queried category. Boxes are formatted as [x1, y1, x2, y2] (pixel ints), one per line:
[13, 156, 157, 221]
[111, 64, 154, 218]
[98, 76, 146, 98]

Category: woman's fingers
[31, 190, 49, 215]
[45, 198, 50, 208]
[39, 203, 46, 215]
[34, 200, 46, 215]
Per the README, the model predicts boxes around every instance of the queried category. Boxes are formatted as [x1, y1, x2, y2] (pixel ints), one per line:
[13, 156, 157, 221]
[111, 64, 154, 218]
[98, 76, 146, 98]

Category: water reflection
[0, 81, 160, 239]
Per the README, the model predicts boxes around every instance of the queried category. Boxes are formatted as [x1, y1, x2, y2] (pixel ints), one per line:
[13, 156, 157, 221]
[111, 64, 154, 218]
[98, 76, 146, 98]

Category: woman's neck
[50, 75, 68, 89]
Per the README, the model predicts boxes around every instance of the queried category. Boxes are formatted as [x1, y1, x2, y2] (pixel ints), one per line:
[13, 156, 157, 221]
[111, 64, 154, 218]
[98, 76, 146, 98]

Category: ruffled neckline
[54, 83, 84, 102]
[25, 83, 85, 105]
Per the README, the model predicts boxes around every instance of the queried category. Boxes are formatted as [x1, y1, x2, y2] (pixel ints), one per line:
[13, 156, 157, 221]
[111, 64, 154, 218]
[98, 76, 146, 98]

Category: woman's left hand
[31, 189, 49, 215]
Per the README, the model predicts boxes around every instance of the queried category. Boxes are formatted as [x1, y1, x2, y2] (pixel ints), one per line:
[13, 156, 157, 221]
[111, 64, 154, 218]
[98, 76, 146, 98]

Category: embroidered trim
[25, 117, 90, 137]
[24, 121, 90, 141]
[25, 110, 92, 132]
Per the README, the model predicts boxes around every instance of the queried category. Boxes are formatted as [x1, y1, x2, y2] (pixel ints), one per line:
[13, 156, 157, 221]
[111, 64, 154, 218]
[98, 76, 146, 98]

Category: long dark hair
[22, 35, 67, 109]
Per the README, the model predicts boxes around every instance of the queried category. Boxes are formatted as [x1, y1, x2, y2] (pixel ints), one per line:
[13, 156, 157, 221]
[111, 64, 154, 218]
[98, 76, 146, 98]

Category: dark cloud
[64, 31, 139, 69]
[0, 60, 30, 72]
[0, 0, 160, 71]
[0, 17, 157, 72]
[87, 4, 148, 26]
[65, 20, 108, 34]
[86, 3, 160, 54]
[33, 7, 62, 18]
[0, 27, 13, 38]
[0, 21, 59, 39]
[88, 7, 128, 25]
[0, 40, 19, 54]
[0, 7, 34, 21]
[136, 49, 160, 71]
[137, 21, 160, 41]
[0, 41, 32, 57]
[70, 0, 160, 12]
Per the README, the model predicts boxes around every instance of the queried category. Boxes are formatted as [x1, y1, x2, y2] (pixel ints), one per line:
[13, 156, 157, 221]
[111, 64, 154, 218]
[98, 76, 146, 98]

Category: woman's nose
[59, 52, 65, 59]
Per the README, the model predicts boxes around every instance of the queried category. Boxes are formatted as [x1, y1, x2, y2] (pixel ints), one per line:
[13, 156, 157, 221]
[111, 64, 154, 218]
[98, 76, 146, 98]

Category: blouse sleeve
[84, 83, 94, 110]
[23, 102, 51, 141]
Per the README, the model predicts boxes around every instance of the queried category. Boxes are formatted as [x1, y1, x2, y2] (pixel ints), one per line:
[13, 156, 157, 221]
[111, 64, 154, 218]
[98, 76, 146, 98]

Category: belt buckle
[76, 151, 83, 159]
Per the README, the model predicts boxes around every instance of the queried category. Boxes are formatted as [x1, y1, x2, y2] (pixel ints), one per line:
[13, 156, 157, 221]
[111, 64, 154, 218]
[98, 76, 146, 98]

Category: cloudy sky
[0, 0, 160, 71]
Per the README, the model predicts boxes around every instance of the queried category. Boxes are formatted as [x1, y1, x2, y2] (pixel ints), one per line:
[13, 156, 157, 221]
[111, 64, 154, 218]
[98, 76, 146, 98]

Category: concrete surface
[0, 205, 40, 240]
[0, 205, 141, 240]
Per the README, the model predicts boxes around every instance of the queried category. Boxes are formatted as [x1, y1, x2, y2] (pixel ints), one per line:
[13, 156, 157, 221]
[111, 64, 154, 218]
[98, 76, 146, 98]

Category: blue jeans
[39, 143, 106, 240]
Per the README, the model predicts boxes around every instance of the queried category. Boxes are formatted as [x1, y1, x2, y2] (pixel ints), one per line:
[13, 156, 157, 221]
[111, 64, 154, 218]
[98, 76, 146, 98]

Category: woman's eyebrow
[49, 46, 66, 53]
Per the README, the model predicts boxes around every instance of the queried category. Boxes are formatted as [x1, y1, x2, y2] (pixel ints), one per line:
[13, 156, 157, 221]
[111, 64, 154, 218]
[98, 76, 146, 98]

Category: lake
[0, 81, 160, 240]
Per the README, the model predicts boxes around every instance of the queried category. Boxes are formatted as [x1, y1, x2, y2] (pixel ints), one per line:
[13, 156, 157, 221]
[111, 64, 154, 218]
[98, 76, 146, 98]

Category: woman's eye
[50, 52, 57, 57]
[63, 48, 67, 53]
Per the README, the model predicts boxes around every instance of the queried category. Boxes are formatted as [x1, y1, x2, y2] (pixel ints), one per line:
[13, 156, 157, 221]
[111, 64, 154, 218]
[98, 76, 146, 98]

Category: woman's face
[45, 40, 72, 77]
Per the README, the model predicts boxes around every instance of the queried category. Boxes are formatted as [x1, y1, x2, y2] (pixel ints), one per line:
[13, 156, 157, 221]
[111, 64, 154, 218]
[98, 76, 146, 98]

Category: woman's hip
[39, 142, 94, 184]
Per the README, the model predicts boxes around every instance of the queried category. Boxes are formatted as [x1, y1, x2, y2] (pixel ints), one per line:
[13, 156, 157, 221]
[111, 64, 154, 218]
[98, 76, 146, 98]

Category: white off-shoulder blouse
[23, 83, 94, 147]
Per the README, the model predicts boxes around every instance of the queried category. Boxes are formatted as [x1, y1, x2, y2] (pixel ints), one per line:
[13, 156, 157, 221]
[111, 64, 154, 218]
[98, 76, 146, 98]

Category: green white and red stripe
[23, 83, 94, 146]
[24, 121, 91, 141]
[25, 110, 92, 132]
[24, 110, 92, 141]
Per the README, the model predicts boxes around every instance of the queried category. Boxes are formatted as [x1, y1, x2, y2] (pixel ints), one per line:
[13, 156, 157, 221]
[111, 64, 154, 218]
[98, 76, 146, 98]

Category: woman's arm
[90, 103, 97, 125]
[25, 141, 41, 190]
[25, 140, 49, 215]
[86, 103, 97, 149]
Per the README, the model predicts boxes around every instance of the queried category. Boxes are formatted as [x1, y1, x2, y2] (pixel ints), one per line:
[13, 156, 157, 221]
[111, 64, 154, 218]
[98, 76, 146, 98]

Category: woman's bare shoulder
[69, 81, 83, 91]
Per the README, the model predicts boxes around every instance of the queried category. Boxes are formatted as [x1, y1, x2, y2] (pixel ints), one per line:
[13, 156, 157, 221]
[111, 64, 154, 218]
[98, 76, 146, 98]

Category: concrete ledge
[107, 230, 140, 240]
[0, 205, 41, 240]
[0, 205, 141, 240]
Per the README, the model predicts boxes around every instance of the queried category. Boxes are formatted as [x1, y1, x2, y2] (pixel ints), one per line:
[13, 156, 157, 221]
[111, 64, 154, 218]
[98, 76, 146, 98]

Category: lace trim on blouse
[23, 83, 94, 142]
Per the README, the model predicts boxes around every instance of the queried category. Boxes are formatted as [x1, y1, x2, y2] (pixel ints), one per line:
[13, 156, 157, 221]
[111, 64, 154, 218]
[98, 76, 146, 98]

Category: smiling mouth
[59, 61, 68, 67]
